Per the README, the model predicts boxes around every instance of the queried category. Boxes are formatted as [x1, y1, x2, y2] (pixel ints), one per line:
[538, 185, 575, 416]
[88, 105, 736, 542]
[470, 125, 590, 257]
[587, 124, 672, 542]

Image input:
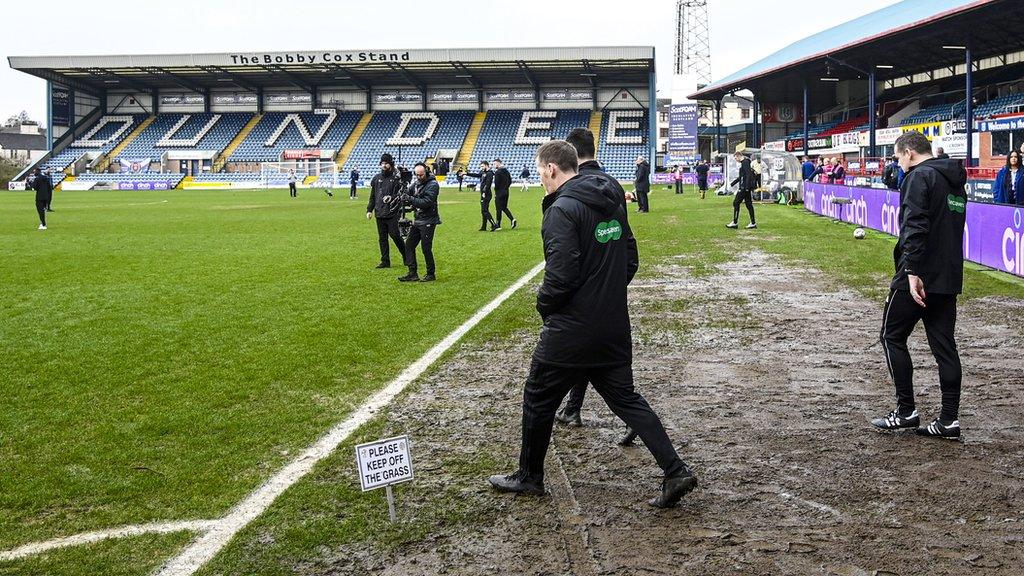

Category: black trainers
[618, 427, 638, 446]
[375, 262, 390, 269]
[649, 469, 698, 508]
[554, 407, 582, 427]
[420, 274, 436, 282]
[871, 409, 920, 431]
[916, 418, 961, 440]
[488, 472, 545, 496]
[398, 273, 420, 282]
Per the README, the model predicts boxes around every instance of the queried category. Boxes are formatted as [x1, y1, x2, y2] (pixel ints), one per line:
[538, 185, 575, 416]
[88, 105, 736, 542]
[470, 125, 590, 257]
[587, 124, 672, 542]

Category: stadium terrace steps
[95, 116, 157, 172]
[215, 114, 263, 172]
[589, 110, 603, 155]
[177, 176, 193, 189]
[335, 112, 373, 170]
[55, 175, 74, 192]
[455, 112, 487, 169]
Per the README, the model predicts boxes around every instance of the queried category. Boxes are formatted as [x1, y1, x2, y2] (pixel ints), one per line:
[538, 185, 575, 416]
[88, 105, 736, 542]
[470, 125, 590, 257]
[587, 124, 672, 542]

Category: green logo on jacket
[595, 219, 623, 243]
[947, 194, 966, 214]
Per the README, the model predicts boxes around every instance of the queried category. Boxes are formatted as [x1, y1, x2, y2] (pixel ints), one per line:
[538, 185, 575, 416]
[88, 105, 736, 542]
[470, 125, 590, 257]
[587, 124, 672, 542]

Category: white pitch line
[155, 260, 546, 576]
[0, 520, 218, 562]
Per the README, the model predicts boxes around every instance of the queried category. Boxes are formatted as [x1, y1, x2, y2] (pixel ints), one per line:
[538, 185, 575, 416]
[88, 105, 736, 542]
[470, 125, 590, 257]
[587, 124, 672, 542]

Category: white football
[854, 227, 866, 240]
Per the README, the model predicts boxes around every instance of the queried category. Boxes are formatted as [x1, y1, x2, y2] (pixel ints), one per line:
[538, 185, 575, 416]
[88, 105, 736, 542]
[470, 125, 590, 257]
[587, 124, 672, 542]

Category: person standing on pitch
[695, 159, 710, 200]
[456, 168, 465, 191]
[492, 158, 516, 230]
[633, 155, 650, 213]
[31, 168, 52, 230]
[466, 161, 498, 231]
[871, 130, 968, 440]
[44, 169, 55, 212]
[488, 140, 698, 508]
[398, 163, 440, 283]
[288, 169, 298, 198]
[366, 153, 406, 269]
[349, 166, 360, 199]
[727, 152, 757, 229]
[519, 165, 530, 191]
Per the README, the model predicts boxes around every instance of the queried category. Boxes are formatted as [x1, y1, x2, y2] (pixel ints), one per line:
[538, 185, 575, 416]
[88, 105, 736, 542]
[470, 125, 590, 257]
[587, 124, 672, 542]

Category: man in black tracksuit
[466, 161, 497, 231]
[695, 160, 710, 200]
[492, 158, 516, 230]
[366, 153, 406, 268]
[634, 156, 651, 213]
[871, 131, 967, 440]
[398, 163, 440, 283]
[31, 168, 53, 230]
[728, 152, 757, 229]
[489, 140, 697, 508]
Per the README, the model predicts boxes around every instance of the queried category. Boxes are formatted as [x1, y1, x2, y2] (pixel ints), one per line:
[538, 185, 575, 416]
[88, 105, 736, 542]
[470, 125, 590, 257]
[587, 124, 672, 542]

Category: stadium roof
[8, 47, 655, 97]
[688, 0, 1022, 102]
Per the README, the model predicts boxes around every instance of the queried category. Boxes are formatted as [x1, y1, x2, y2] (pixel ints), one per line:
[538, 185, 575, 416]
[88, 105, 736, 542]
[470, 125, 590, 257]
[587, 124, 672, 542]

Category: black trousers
[350, 182, 357, 198]
[675, 180, 683, 194]
[404, 224, 435, 275]
[732, 189, 756, 224]
[289, 182, 297, 197]
[375, 217, 405, 266]
[635, 189, 650, 212]
[36, 196, 49, 226]
[494, 193, 514, 226]
[518, 359, 686, 484]
[880, 289, 962, 422]
[480, 193, 496, 229]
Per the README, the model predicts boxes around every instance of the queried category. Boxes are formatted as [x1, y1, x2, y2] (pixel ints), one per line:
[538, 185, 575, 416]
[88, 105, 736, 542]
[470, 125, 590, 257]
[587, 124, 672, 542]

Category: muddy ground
[315, 249, 1024, 576]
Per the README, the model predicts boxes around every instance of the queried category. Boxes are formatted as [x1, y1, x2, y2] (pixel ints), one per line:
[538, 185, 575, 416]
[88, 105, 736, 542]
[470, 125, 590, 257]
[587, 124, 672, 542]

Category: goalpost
[259, 160, 340, 189]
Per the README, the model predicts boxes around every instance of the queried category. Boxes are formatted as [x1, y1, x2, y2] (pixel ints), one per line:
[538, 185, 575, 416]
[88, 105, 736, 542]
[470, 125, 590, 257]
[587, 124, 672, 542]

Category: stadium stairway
[214, 114, 263, 172]
[335, 112, 373, 170]
[589, 110, 603, 155]
[55, 175, 74, 192]
[454, 111, 487, 169]
[176, 175, 193, 189]
[95, 116, 157, 172]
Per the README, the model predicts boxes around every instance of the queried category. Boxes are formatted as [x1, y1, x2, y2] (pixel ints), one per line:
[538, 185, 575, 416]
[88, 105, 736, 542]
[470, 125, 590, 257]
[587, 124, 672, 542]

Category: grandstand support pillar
[257, 87, 264, 113]
[965, 40, 974, 167]
[46, 81, 53, 151]
[366, 89, 372, 112]
[648, 68, 657, 166]
[715, 99, 722, 156]
[204, 88, 211, 113]
[868, 71, 876, 158]
[802, 81, 809, 154]
[69, 89, 76, 130]
[102, 91, 108, 114]
[752, 96, 760, 148]
[153, 89, 159, 115]
[477, 89, 483, 112]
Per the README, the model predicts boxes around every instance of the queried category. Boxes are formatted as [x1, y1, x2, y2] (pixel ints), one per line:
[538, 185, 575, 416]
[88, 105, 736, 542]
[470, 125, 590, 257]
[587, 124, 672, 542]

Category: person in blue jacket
[801, 156, 816, 181]
[993, 150, 1024, 205]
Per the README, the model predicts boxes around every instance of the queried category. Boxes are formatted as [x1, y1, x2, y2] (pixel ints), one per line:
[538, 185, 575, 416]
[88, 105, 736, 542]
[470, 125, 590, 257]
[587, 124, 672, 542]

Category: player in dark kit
[491, 159, 517, 230]
[488, 140, 698, 508]
[871, 131, 968, 440]
[366, 153, 406, 269]
[466, 161, 498, 231]
[398, 163, 441, 283]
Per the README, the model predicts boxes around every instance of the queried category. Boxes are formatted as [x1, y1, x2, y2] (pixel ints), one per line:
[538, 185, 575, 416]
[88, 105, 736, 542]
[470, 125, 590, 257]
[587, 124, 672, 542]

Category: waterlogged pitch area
[2, 187, 1023, 576]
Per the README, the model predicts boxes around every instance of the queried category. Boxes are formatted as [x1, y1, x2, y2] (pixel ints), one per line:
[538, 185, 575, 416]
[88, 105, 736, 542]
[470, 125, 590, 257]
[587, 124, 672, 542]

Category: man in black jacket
[871, 131, 967, 440]
[398, 163, 441, 282]
[491, 158, 516, 230]
[633, 155, 651, 213]
[554, 128, 636, 445]
[695, 159, 710, 199]
[727, 152, 757, 229]
[31, 168, 53, 230]
[349, 167, 360, 199]
[488, 140, 697, 508]
[465, 161, 497, 231]
[366, 153, 406, 268]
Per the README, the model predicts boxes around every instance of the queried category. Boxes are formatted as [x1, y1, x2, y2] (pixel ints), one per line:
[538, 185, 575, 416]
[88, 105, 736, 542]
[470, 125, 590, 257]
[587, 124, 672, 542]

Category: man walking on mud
[871, 130, 967, 440]
[488, 140, 698, 508]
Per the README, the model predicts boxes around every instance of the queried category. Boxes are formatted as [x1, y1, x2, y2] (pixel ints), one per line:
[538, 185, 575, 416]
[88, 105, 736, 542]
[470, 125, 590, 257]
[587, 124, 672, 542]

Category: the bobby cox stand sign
[355, 435, 414, 522]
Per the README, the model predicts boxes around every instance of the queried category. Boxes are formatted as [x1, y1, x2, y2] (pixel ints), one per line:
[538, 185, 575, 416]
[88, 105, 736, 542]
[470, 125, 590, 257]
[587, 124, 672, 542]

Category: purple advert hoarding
[803, 182, 1024, 278]
[650, 172, 724, 185]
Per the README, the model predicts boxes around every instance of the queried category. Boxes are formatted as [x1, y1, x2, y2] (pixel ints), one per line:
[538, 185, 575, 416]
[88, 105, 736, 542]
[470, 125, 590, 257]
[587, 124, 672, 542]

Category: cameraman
[366, 153, 406, 269]
[398, 163, 441, 282]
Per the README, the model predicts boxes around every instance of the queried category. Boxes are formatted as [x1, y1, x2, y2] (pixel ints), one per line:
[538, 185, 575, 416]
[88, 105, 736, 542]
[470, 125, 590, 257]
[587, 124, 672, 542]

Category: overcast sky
[0, 0, 899, 123]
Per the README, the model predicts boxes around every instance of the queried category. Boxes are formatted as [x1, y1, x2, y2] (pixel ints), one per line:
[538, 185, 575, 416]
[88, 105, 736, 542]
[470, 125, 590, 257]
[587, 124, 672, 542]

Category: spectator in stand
[884, 156, 900, 189]
[994, 150, 1024, 205]
[830, 158, 846, 184]
[820, 157, 833, 183]
[935, 146, 949, 160]
[802, 156, 816, 181]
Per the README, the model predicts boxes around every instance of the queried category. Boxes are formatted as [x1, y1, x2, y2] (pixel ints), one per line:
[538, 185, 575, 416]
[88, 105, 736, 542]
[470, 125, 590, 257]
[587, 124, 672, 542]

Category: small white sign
[355, 435, 413, 492]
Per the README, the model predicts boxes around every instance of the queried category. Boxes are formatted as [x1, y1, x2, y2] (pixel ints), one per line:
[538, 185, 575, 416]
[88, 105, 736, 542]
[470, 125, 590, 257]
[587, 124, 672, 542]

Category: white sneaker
[746, 223, 757, 229]
[726, 222, 738, 229]
[38, 224, 47, 230]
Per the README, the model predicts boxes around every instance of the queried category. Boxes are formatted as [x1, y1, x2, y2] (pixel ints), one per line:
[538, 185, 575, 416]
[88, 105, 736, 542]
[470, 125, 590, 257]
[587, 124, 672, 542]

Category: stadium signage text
[229, 52, 411, 65]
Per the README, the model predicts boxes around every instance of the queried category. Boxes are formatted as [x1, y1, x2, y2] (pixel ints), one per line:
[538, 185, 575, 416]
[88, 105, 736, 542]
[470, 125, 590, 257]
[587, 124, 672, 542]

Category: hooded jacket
[367, 168, 405, 218]
[31, 173, 53, 199]
[993, 165, 1024, 205]
[891, 157, 968, 294]
[533, 173, 639, 368]
[493, 166, 512, 195]
[404, 175, 441, 226]
[579, 159, 629, 213]
[730, 157, 756, 191]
